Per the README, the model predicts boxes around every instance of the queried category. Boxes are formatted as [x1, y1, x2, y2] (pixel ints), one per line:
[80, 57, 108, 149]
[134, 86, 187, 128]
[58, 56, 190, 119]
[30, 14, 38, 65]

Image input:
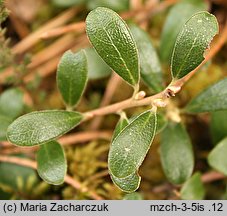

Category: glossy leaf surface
[57, 50, 87, 107]
[86, 7, 139, 86]
[37, 141, 66, 185]
[171, 11, 218, 79]
[111, 172, 140, 193]
[7, 110, 82, 146]
[109, 110, 156, 178]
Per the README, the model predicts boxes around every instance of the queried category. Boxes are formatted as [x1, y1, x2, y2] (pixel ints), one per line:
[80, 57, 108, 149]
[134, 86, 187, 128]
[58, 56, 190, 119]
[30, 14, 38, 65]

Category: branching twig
[83, 22, 227, 120]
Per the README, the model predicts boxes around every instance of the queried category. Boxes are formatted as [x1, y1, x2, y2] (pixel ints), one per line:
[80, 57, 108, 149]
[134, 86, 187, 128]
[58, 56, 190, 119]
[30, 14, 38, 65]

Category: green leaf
[110, 114, 140, 192]
[210, 110, 227, 144]
[123, 192, 143, 200]
[111, 172, 141, 193]
[108, 110, 157, 178]
[129, 23, 163, 92]
[160, 122, 194, 184]
[0, 115, 12, 141]
[208, 137, 227, 175]
[57, 50, 88, 108]
[85, 47, 111, 80]
[52, 0, 85, 7]
[37, 141, 67, 185]
[180, 172, 205, 200]
[185, 78, 227, 113]
[7, 110, 83, 146]
[0, 88, 24, 119]
[112, 115, 129, 141]
[128, 112, 167, 135]
[171, 11, 218, 79]
[160, 0, 207, 63]
[86, 7, 139, 87]
[87, 0, 129, 12]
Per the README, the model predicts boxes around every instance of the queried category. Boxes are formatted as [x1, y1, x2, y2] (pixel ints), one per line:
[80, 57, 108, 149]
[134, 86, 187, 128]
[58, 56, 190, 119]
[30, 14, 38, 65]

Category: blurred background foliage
[0, 0, 227, 200]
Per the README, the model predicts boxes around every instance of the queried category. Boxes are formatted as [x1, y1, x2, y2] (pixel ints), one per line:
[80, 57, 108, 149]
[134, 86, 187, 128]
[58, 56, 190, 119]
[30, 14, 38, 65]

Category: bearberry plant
[6, 5, 226, 199]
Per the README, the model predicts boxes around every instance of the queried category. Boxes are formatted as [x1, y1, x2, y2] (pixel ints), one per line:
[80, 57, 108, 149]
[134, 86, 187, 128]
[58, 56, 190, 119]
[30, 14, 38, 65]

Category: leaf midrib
[102, 25, 136, 85]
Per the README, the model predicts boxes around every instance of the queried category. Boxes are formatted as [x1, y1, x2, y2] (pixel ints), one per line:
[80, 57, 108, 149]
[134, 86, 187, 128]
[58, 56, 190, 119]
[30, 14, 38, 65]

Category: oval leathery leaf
[180, 172, 205, 200]
[110, 172, 141, 193]
[171, 11, 218, 79]
[185, 78, 227, 113]
[7, 110, 83, 146]
[57, 50, 88, 108]
[108, 110, 157, 179]
[208, 137, 227, 175]
[129, 23, 163, 92]
[86, 7, 139, 87]
[160, 0, 207, 63]
[160, 122, 194, 184]
[37, 140, 66, 185]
